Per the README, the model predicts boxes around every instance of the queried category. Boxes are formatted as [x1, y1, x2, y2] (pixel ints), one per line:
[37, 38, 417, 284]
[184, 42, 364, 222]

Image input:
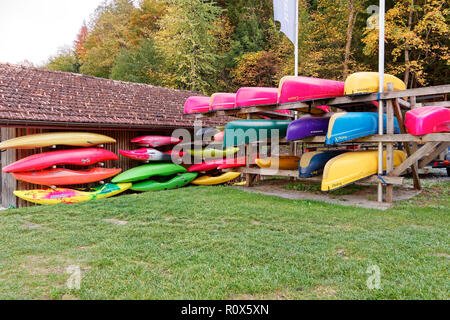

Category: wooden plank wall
[4, 127, 177, 208]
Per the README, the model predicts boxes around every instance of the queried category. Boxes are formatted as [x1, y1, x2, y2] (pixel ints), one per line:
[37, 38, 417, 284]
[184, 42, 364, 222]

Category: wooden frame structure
[195, 84, 450, 203]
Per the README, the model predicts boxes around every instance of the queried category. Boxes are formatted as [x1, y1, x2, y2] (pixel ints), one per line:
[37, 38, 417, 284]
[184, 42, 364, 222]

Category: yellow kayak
[191, 172, 241, 185]
[344, 72, 406, 95]
[14, 183, 131, 205]
[255, 155, 300, 170]
[321, 150, 406, 191]
[188, 147, 239, 158]
[0, 132, 116, 149]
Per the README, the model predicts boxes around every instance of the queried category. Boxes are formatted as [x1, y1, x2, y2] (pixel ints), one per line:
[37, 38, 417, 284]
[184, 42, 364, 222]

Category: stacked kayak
[404, 106, 450, 135]
[344, 72, 406, 95]
[1, 132, 125, 205]
[299, 150, 346, 178]
[286, 115, 331, 141]
[255, 155, 299, 170]
[223, 120, 291, 147]
[184, 96, 210, 114]
[210, 93, 236, 111]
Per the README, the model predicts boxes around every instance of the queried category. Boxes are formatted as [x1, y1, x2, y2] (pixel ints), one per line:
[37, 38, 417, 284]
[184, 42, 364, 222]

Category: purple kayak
[184, 96, 210, 114]
[286, 115, 331, 141]
[209, 93, 236, 111]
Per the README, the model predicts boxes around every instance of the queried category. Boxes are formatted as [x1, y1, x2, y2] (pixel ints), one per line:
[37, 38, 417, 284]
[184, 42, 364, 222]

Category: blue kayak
[326, 112, 400, 145]
[299, 150, 346, 177]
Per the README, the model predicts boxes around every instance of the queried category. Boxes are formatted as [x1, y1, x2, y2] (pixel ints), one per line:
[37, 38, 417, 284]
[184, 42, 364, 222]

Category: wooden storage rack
[195, 84, 450, 203]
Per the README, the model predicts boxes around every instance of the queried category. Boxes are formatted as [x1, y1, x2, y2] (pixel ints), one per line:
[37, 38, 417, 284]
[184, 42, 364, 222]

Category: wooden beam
[1, 127, 17, 208]
[389, 142, 440, 177]
[418, 142, 450, 168]
[385, 89, 395, 203]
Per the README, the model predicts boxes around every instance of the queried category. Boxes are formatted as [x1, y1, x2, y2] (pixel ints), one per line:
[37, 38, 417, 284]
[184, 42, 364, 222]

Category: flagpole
[377, 0, 385, 202]
[294, 0, 299, 76]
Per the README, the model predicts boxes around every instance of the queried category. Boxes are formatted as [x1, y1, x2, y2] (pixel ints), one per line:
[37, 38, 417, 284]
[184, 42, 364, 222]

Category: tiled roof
[0, 63, 226, 129]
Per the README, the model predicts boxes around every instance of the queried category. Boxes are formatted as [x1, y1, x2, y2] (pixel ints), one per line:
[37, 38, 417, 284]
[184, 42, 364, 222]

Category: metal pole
[294, 0, 299, 76]
[377, 0, 385, 202]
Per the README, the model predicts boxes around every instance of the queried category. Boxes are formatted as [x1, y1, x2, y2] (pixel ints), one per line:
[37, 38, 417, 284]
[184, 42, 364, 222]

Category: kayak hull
[286, 115, 331, 141]
[119, 148, 172, 161]
[191, 172, 241, 185]
[188, 157, 246, 172]
[223, 120, 291, 147]
[184, 96, 210, 114]
[321, 150, 406, 191]
[255, 155, 299, 170]
[131, 136, 182, 147]
[326, 112, 400, 145]
[0, 132, 116, 149]
[344, 72, 406, 95]
[210, 93, 236, 111]
[235, 87, 278, 107]
[14, 183, 132, 205]
[299, 150, 346, 177]
[12, 168, 122, 185]
[188, 147, 239, 158]
[404, 106, 450, 135]
[3, 148, 119, 173]
[131, 172, 198, 191]
[111, 163, 186, 183]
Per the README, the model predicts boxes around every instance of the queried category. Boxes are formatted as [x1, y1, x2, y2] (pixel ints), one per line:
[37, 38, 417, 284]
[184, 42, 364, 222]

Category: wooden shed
[0, 63, 224, 208]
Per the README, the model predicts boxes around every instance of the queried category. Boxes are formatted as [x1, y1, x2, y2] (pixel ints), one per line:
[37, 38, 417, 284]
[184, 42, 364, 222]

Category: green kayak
[223, 120, 291, 147]
[131, 172, 198, 192]
[188, 146, 239, 158]
[111, 163, 187, 183]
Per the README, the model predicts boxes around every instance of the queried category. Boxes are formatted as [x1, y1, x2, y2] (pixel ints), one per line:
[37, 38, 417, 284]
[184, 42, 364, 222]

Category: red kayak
[278, 76, 344, 113]
[210, 93, 236, 111]
[188, 157, 247, 172]
[3, 148, 118, 173]
[12, 168, 122, 186]
[405, 106, 450, 135]
[119, 148, 185, 161]
[131, 136, 182, 147]
[184, 96, 210, 114]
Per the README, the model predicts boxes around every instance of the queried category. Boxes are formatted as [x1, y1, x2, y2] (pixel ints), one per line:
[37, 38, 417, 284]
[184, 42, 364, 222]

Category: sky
[0, 0, 104, 65]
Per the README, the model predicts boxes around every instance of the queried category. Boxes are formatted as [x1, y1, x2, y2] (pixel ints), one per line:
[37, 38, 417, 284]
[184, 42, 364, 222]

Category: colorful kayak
[131, 172, 198, 192]
[0, 132, 116, 150]
[3, 148, 118, 173]
[255, 155, 299, 170]
[321, 150, 406, 191]
[191, 172, 241, 185]
[286, 115, 331, 141]
[223, 120, 291, 147]
[326, 112, 400, 145]
[188, 146, 239, 158]
[188, 157, 246, 172]
[209, 93, 236, 111]
[236, 87, 278, 107]
[184, 96, 210, 114]
[404, 106, 450, 135]
[344, 72, 406, 95]
[119, 148, 172, 161]
[299, 150, 346, 177]
[14, 183, 132, 205]
[278, 76, 344, 113]
[131, 136, 182, 148]
[12, 168, 122, 186]
[111, 163, 186, 183]
[214, 131, 224, 141]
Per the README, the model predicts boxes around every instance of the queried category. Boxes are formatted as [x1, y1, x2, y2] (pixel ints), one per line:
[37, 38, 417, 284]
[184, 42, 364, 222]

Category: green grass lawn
[0, 181, 448, 300]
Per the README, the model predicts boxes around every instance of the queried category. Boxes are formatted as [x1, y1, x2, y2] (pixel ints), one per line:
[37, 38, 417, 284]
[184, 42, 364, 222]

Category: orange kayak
[12, 168, 122, 186]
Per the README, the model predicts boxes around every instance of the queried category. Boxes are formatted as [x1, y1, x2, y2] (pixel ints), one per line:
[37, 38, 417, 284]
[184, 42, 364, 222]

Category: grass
[0, 182, 449, 300]
[283, 181, 365, 196]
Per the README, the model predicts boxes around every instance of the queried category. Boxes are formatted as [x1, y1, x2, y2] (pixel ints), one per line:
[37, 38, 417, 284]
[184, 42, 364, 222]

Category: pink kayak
[131, 136, 182, 147]
[209, 93, 236, 111]
[214, 131, 224, 141]
[278, 76, 344, 113]
[188, 157, 247, 172]
[235, 87, 290, 115]
[3, 148, 118, 173]
[184, 96, 210, 114]
[405, 106, 450, 135]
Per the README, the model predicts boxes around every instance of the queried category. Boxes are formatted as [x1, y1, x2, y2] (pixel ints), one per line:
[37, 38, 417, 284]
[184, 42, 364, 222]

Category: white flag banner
[273, 0, 297, 45]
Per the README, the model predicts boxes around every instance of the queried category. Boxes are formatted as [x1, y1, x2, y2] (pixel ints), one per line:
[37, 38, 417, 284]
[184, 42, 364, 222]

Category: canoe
[0, 132, 116, 150]
[344, 72, 406, 95]
[119, 148, 172, 161]
[278, 76, 344, 113]
[131, 172, 198, 192]
[209, 93, 236, 111]
[321, 150, 406, 191]
[286, 115, 331, 141]
[255, 155, 299, 170]
[188, 157, 246, 172]
[131, 136, 182, 147]
[299, 150, 346, 177]
[223, 120, 291, 147]
[184, 96, 210, 114]
[12, 168, 122, 186]
[325, 112, 400, 145]
[188, 147, 239, 158]
[235, 87, 290, 116]
[191, 172, 241, 185]
[111, 163, 186, 183]
[14, 183, 132, 205]
[2, 148, 119, 173]
[404, 106, 450, 135]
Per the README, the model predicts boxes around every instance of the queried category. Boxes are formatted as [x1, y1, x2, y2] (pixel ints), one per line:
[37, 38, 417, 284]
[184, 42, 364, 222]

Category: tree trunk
[343, 0, 356, 78]
[404, 1, 414, 88]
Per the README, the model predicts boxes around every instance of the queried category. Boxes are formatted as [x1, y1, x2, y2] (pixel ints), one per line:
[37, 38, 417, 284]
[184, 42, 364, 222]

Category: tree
[74, 22, 88, 60]
[43, 47, 80, 73]
[231, 51, 280, 87]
